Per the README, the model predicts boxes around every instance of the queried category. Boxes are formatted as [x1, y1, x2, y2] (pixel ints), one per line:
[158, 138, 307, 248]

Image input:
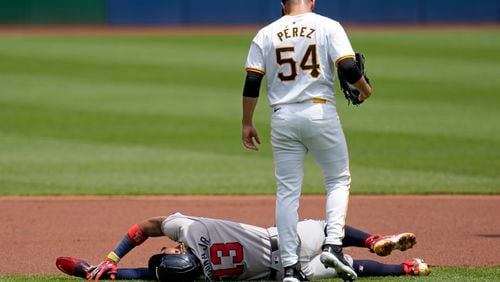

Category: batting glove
[87, 252, 118, 281]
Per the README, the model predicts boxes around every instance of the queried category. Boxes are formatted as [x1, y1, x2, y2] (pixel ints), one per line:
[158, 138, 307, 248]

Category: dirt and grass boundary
[1, 195, 499, 275]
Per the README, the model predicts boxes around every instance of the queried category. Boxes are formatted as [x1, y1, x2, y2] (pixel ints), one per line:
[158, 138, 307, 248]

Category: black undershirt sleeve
[337, 58, 362, 84]
[242, 71, 264, 98]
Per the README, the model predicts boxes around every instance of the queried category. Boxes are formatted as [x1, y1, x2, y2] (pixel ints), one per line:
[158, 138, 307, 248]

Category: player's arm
[87, 216, 167, 280]
[330, 21, 372, 102]
[138, 216, 167, 236]
[337, 57, 372, 102]
[107, 216, 168, 258]
[242, 70, 264, 151]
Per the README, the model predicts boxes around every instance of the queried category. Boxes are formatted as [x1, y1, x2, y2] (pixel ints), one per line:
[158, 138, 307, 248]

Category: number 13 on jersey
[210, 242, 244, 277]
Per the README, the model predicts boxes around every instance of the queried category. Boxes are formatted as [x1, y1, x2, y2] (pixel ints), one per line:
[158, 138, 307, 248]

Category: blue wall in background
[106, 0, 183, 25]
[184, 0, 269, 24]
[106, 0, 282, 25]
[105, 0, 500, 26]
[1, 0, 499, 25]
[315, 0, 421, 24]
[420, 0, 499, 23]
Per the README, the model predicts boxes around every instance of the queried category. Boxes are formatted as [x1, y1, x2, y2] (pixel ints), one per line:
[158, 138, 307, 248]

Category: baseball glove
[338, 53, 371, 105]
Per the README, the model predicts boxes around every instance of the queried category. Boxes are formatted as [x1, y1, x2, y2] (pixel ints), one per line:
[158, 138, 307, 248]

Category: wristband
[106, 251, 120, 263]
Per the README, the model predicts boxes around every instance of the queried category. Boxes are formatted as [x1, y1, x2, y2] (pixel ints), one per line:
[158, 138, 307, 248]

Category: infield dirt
[1, 195, 499, 275]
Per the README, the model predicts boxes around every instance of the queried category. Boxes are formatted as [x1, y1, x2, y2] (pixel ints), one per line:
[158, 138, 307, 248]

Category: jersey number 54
[276, 44, 320, 81]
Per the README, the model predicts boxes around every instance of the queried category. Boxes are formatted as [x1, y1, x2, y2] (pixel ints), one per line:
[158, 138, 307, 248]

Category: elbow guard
[242, 71, 264, 98]
[337, 58, 362, 84]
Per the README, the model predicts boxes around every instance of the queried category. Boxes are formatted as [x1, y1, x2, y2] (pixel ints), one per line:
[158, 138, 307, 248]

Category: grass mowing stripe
[0, 133, 276, 195]
[0, 74, 243, 120]
[0, 30, 499, 195]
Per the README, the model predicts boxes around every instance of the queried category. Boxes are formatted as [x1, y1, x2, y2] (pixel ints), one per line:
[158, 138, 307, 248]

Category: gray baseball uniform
[161, 213, 345, 281]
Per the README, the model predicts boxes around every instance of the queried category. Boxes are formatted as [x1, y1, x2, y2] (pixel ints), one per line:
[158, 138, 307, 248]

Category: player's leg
[304, 109, 350, 247]
[302, 254, 431, 279]
[352, 259, 403, 277]
[271, 108, 308, 279]
[365, 232, 417, 256]
[116, 268, 155, 280]
[343, 225, 417, 256]
[343, 225, 372, 247]
[273, 139, 307, 267]
[302, 106, 355, 280]
[352, 259, 430, 277]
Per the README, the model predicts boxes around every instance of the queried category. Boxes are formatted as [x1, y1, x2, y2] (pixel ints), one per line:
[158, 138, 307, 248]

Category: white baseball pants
[271, 101, 351, 267]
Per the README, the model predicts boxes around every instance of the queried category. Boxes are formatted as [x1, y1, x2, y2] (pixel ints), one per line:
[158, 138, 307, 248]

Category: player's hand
[87, 259, 117, 281]
[358, 91, 370, 102]
[242, 124, 261, 151]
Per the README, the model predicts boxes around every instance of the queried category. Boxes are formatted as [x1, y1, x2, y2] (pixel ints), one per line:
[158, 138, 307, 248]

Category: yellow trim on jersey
[246, 68, 266, 75]
[335, 55, 356, 67]
[312, 98, 327, 104]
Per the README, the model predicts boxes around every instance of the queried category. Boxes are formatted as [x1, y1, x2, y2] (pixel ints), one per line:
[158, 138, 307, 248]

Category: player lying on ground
[56, 212, 430, 281]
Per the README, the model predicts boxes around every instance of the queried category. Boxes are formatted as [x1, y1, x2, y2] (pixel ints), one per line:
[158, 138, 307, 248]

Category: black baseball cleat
[320, 245, 357, 281]
[282, 262, 309, 282]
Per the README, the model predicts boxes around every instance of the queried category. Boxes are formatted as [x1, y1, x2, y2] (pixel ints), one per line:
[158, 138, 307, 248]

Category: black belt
[269, 235, 279, 280]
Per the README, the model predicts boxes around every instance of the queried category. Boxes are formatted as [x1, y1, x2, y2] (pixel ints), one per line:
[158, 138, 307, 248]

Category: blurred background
[0, 0, 499, 26]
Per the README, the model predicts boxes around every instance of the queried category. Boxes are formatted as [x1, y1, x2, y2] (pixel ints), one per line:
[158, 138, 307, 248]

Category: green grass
[0, 29, 499, 195]
[1, 266, 499, 281]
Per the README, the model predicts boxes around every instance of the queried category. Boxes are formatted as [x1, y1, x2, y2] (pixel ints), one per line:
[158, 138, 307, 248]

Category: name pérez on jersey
[277, 25, 315, 42]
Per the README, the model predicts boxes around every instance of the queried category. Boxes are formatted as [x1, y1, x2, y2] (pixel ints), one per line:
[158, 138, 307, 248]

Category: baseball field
[0, 26, 499, 281]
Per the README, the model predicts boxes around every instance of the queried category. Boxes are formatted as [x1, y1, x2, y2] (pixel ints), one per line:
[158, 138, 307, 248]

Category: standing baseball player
[241, 1, 372, 281]
[57, 212, 429, 281]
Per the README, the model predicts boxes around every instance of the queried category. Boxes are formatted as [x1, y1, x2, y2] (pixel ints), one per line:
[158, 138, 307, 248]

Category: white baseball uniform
[245, 12, 355, 267]
[161, 213, 348, 281]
